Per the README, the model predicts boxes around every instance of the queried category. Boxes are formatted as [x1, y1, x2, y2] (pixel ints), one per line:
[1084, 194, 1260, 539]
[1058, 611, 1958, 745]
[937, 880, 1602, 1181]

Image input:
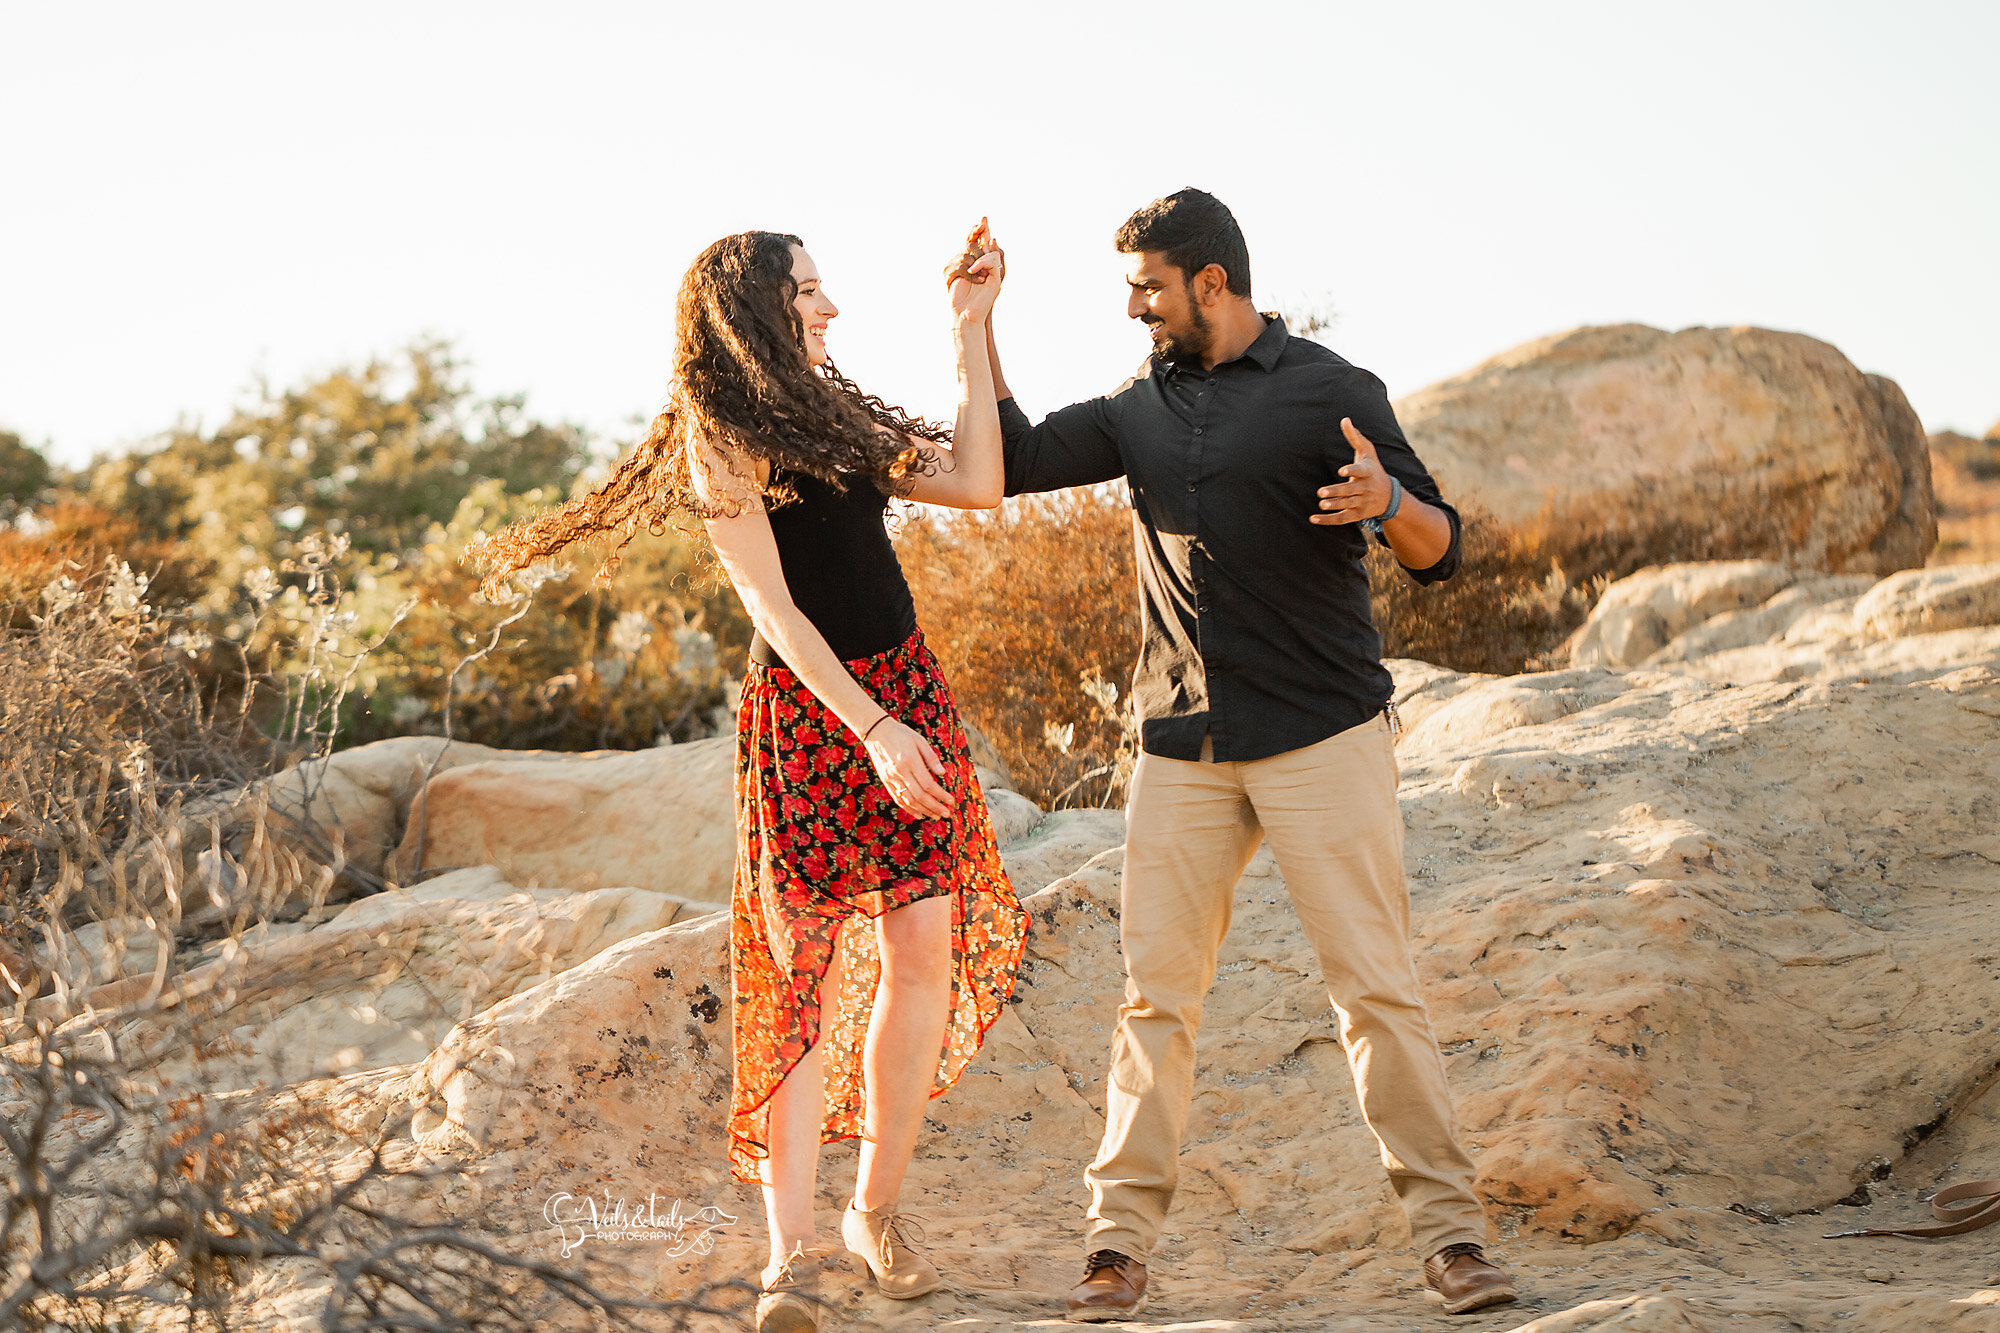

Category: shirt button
[1193, 427, 1204, 436]
[1186, 480, 1197, 492]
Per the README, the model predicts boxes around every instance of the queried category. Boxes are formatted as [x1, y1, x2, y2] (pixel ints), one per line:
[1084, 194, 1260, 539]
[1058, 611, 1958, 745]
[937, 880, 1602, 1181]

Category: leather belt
[1822, 1177, 2000, 1238]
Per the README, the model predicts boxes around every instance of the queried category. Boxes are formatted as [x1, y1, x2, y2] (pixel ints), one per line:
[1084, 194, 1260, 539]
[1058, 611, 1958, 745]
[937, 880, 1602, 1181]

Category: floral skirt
[727, 628, 1029, 1184]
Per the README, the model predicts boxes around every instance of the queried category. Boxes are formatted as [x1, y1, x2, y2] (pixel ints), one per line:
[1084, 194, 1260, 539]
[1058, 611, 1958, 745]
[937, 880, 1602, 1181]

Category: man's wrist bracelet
[861, 713, 893, 743]
[1362, 476, 1404, 543]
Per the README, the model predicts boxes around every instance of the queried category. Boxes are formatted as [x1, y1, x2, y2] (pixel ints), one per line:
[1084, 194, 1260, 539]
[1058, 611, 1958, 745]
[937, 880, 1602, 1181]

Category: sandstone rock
[25, 867, 712, 1085]
[961, 719, 1017, 792]
[1508, 1295, 1705, 1331]
[67, 626, 2000, 1330]
[390, 740, 739, 904]
[984, 788, 1045, 848]
[1852, 562, 2000, 640]
[372, 647, 2000, 1327]
[166, 736, 584, 928]
[1554, 563, 2000, 688]
[57, 917, 166, 988]
[392, 737, 1054, 910]
[1568, 561, 1797, 668]
[1400, 673, 1599, 751]
[1644, 575, 1875, 665]
[1673, 623, 2000, 689]
[1000, 807, 1126, 893]
[1397, 325, 1936, 573]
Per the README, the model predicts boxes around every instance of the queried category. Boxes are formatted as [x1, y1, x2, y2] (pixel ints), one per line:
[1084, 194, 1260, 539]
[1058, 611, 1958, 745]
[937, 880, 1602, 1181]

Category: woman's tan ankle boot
[841, 1202, 942, 1299]
[756, 1245, 819, 1333]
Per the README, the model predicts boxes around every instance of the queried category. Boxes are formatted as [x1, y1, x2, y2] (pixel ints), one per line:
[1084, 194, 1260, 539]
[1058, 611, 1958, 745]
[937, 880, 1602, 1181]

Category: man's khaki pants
[1085, 712, 1489, 1262]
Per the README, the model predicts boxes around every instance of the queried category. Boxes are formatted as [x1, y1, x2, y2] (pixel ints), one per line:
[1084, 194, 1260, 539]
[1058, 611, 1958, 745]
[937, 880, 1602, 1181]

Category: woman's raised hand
[943, 216, 997, 288]
[951, 248, 1004, 322]
[863, 715, 958, 819]
[945, 217, 1004, 321]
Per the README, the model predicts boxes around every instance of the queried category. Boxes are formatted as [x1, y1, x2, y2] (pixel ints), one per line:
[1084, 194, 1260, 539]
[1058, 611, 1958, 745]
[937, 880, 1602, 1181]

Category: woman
[474, 223, 1026, 1333]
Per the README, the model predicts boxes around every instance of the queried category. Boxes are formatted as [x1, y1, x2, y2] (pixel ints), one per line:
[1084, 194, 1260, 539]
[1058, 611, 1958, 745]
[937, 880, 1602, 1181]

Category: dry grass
[898, 489, 1140, 810]
[0, 500, 211, 628]
[1929, 432, 2000, 566]
[903, 486, 1824, 805]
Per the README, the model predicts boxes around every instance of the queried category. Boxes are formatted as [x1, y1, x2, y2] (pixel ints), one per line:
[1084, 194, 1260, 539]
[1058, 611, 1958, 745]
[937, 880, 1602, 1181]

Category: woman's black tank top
[747, 469, 918, 669]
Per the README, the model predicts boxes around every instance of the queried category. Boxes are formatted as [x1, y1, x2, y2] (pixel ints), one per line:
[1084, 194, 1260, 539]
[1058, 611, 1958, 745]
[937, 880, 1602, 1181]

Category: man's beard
[1146, 300, 1213, 365]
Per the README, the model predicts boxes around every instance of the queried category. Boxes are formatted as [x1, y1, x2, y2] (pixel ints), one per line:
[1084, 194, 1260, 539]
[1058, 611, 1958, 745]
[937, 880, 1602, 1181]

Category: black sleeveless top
[747, 469, 918, 669]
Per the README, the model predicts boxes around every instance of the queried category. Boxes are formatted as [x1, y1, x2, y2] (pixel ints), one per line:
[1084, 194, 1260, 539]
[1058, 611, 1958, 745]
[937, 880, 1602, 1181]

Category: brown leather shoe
[1065, 1249, 1147, 1322]
[1424, 1243, 1518, 1315]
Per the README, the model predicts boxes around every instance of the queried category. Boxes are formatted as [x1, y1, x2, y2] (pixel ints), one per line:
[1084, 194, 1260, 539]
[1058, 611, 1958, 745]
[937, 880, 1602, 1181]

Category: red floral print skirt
[727, 628, 1029, 1184]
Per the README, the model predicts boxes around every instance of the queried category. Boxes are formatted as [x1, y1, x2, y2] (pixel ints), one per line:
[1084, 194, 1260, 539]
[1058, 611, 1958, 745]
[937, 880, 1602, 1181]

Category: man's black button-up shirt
[999, 315, 1462, 763]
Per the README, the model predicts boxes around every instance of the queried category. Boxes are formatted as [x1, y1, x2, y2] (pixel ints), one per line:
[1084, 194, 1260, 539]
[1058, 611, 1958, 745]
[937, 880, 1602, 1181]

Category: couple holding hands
[478, 188, 1518, 1327]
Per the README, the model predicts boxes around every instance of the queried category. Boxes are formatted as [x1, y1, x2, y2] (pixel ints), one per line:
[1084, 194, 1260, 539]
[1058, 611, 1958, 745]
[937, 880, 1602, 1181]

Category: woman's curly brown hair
[470, 230, 950, 596]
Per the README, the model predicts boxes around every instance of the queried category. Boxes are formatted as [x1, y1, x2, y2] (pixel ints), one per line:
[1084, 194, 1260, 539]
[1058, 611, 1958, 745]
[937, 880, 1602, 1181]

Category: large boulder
[79, 737, 595, 945]
[390, 740, 740, 905]
[1397, 325, 1936, 574]
[176, 737, 586, 899]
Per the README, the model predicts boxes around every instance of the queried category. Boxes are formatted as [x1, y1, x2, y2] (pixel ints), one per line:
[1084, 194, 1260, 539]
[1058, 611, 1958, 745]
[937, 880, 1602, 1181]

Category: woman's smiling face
[790, 246, 838, 367]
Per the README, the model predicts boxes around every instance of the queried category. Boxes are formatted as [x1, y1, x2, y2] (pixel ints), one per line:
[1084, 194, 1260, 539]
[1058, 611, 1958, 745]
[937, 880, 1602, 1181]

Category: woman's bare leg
[760, 931, 845, 1283]
[853, 895, 953, 1210]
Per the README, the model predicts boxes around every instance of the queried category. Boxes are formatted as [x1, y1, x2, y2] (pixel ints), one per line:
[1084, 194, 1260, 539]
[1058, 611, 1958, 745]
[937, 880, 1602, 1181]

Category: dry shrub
[898, 489, 1138, 808]
[334, 482, 753, 753]
[1929, 432, 2000, 566]
[905, 483, 1834, 805]
[1376, 485, 1841, 675]
[1, 529, 430, 996]
[3, 962, 720, 1331]
[1368, 505, 1595, 675]
[0, 499, 210, 627]
[1, 542, 719, 1331]
[0, 561, 269, 977]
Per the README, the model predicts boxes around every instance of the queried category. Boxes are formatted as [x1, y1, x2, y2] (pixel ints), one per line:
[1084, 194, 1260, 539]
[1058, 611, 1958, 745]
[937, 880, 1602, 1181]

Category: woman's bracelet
[861, 713, 893, 743]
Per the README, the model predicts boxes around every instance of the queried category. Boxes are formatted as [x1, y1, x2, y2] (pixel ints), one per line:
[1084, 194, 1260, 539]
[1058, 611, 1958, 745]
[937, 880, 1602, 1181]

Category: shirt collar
[1160, 313, 1289, 377]
[1244, 314, 1288, 371]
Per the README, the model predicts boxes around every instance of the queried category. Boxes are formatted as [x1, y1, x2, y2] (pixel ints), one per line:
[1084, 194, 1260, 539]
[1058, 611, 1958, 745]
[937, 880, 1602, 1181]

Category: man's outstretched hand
[1310, 418, 1394, 525]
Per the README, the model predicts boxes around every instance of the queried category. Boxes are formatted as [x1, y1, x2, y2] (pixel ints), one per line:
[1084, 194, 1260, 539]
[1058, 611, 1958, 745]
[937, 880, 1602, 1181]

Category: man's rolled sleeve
[1001, 395, 1125, 496]
[1399, 499, 1462, 585]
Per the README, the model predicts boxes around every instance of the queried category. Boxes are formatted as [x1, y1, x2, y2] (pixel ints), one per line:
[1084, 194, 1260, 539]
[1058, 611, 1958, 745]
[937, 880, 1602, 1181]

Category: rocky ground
[23, 561, 2000, 1331]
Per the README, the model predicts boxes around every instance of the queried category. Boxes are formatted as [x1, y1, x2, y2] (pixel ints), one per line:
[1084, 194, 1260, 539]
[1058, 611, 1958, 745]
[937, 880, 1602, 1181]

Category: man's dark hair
[1115, 187, 1252, 299]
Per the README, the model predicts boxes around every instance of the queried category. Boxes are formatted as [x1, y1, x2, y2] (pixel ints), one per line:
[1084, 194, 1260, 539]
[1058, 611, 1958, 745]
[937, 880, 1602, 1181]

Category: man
[950, 190, 1517, 1319]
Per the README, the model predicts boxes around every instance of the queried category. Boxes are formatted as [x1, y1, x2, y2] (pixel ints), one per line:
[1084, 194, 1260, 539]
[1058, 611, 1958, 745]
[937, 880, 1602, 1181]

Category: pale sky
[4, 1, 1996, 469]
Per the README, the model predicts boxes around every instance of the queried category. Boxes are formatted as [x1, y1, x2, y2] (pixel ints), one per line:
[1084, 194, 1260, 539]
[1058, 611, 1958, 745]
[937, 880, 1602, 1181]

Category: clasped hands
[944, 217, 1005, 325]
[945, 217, 1005, 311]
